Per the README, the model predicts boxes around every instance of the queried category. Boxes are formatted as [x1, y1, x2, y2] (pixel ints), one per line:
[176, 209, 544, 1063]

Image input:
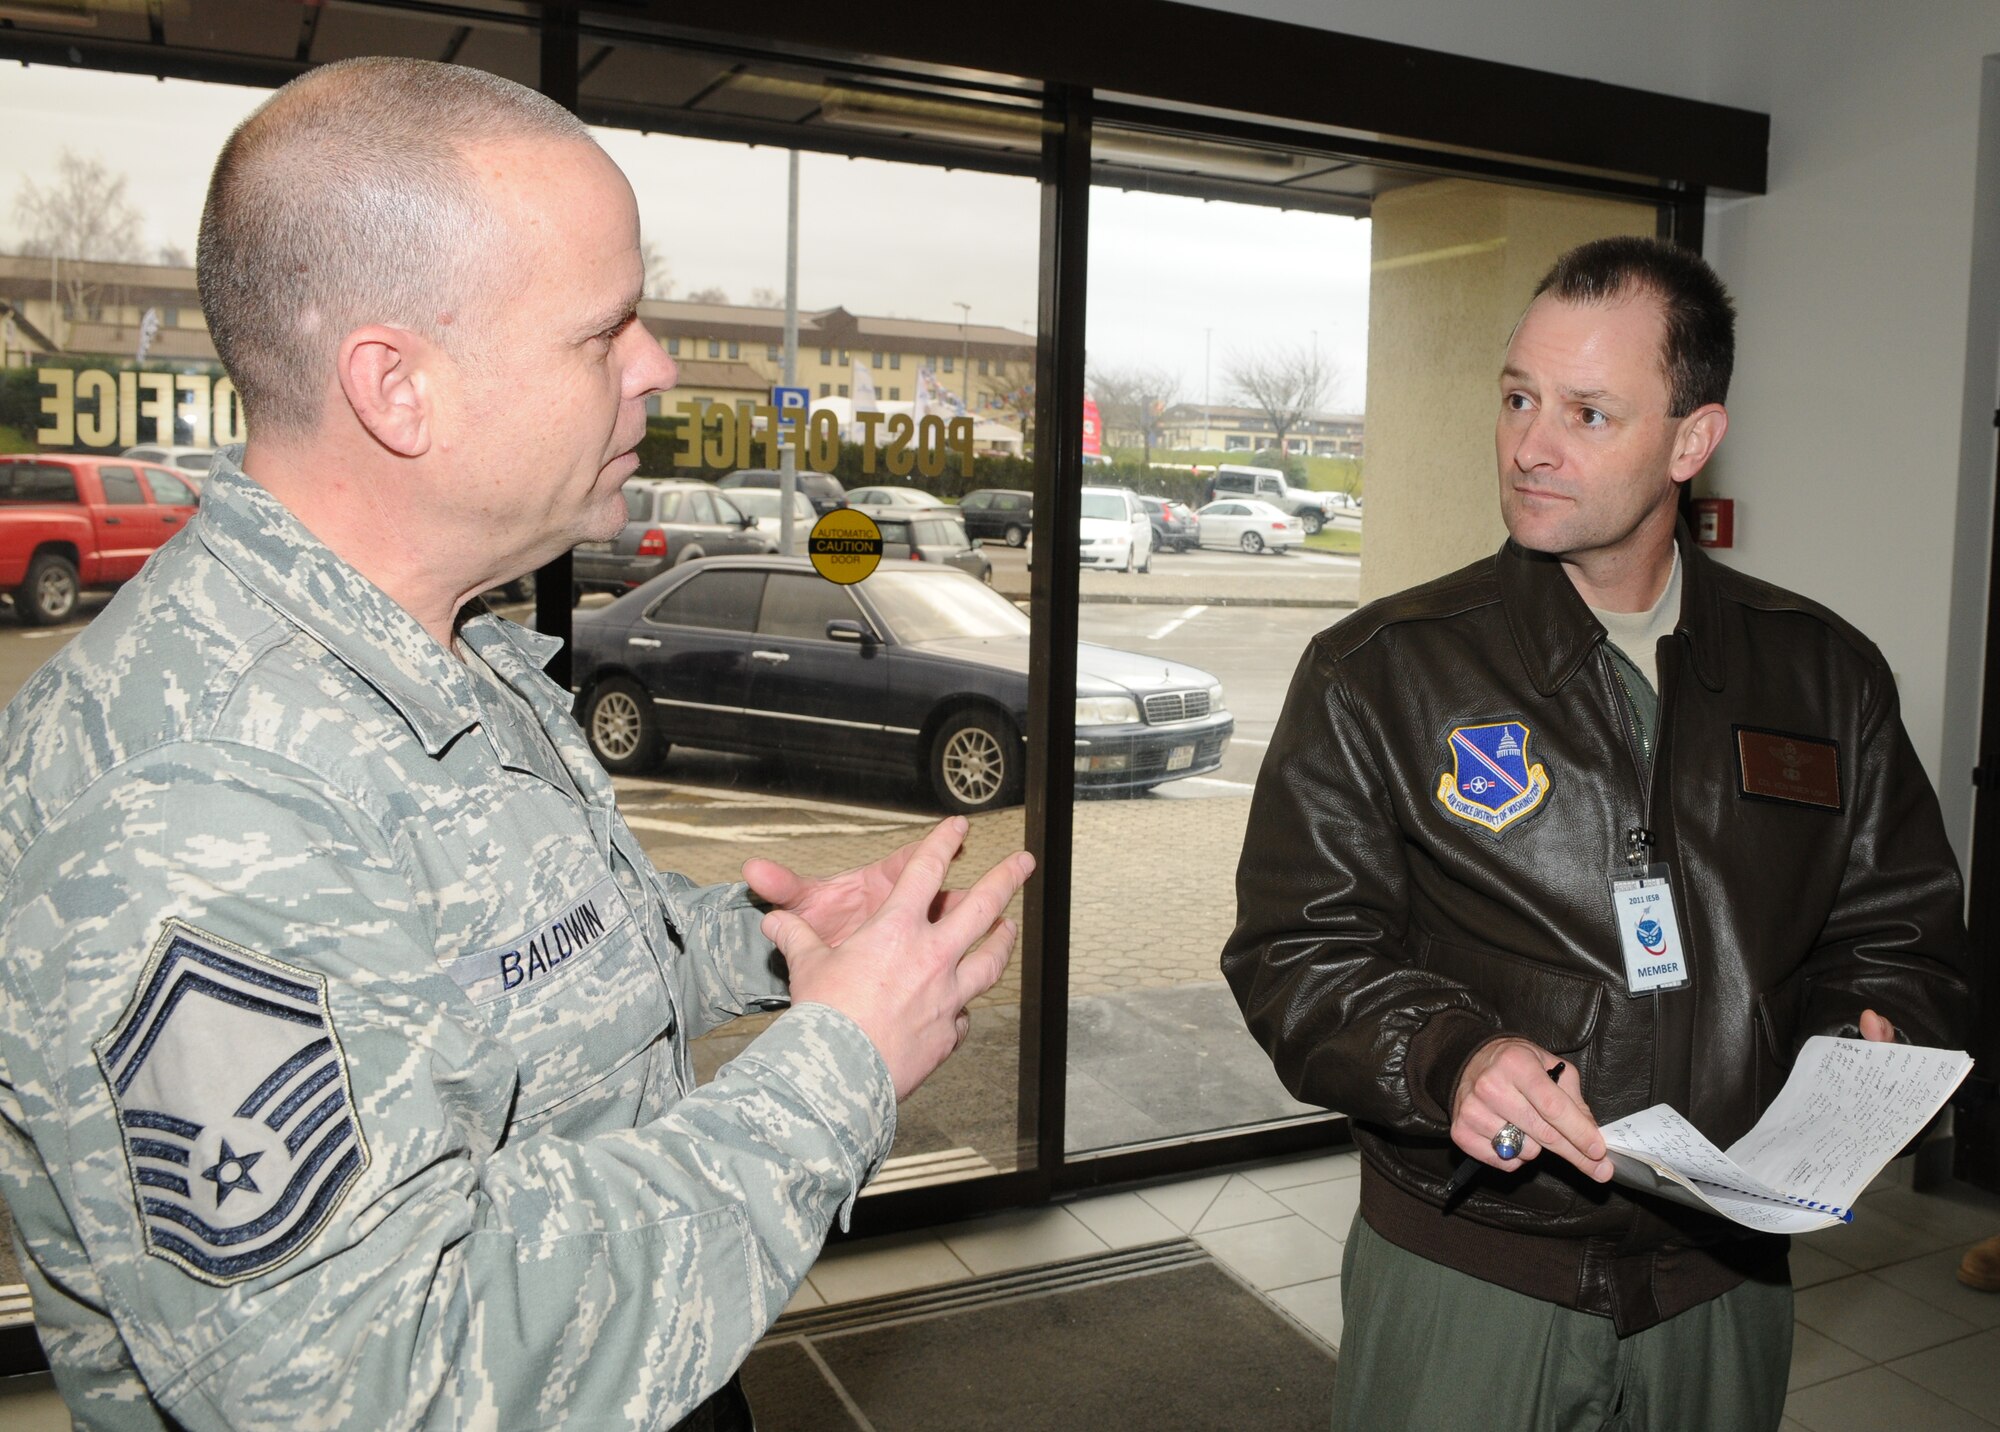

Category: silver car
[572, 479, 767, 594]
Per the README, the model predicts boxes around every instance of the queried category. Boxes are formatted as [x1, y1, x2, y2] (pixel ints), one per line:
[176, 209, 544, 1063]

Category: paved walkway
[624, 792, 1254, 1010]
[638, 790, 1281, 1166]
[993, 552, 1362, 608]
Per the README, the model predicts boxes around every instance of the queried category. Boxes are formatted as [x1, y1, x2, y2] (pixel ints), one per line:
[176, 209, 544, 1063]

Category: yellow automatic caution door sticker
[809, 509, 883, 585]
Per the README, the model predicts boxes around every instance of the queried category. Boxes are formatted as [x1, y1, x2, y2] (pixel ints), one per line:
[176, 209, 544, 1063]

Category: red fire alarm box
[1693, 497, 1735, 548]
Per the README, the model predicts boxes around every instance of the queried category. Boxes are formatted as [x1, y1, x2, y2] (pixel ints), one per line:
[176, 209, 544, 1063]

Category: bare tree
[639, 240, 675, 299]
[684, 285, 730, 305]
[1088, 361, 1183, 471]
[1226, 342, 1338, 456]
[988, 351, 1036, 452]
[12, 149, 147, 326]
[748, 286, 782, 308]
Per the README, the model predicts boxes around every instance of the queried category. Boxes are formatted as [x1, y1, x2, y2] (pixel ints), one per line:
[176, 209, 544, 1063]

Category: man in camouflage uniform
[0, 58, 1031, 1430]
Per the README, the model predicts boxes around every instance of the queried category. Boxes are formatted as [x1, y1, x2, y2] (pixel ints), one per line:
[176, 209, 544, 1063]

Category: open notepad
[1597, 1036, 1972, 1234]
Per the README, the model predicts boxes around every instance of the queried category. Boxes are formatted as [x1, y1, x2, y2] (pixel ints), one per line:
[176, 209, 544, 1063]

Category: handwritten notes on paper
[1598, 1037, 1971, 1233]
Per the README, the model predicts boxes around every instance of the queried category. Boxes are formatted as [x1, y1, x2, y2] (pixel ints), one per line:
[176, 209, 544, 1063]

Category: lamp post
[1203, 326, 1213, 454]
[953, 300, 971, 409]
[779, 149, 800, 555]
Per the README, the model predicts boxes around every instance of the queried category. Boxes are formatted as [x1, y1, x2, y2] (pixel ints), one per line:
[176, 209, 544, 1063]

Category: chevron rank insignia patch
[95, 921, 369, 1286]
[1435, 719, 1552, 835]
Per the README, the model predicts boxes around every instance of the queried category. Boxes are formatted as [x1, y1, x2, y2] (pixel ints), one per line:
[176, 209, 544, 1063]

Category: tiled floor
[4, 1154, 1998, 1428]
[795, 1152, 2000, 1432]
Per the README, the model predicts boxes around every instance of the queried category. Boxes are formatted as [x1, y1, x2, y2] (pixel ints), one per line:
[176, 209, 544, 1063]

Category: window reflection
[580, 81, 1043, 1190]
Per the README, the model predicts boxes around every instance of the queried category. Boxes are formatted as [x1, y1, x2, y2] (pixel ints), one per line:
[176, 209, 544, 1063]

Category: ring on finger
[1492, 1122, 1527, 1161]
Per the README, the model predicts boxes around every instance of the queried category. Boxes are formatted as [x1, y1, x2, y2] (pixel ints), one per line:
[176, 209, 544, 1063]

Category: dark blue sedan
[569, 556, 1234, 813]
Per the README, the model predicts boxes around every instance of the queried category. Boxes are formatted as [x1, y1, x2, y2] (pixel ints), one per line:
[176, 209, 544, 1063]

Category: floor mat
[742, 1240, 1336, 1431]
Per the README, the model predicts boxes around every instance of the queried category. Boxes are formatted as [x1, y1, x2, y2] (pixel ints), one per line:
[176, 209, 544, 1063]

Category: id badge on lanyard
[1609, 861, 1689, 995]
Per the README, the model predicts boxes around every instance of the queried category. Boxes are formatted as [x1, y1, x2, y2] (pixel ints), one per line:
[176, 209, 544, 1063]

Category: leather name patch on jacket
[1735, 726, 1842, 811]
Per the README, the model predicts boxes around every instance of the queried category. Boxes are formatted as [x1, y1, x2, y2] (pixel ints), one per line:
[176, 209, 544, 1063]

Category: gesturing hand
[761, 816, 1035, 1101]
[744, 824, 969, 948]
[1450, 1037, 1613, 1183]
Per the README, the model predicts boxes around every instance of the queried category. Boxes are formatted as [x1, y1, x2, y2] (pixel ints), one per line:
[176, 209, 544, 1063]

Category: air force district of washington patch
[1435, 720, 1551, 835]
[94, 922, 369, 1286]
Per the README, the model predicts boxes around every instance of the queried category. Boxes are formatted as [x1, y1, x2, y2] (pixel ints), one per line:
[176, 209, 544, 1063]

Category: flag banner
[914, 365, 965, 425]
[851, 361, 880, 412]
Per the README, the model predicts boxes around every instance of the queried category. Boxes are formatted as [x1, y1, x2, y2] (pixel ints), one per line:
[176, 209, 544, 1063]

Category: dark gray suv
[957, 488, 1034, 547]
[572, 480, 768, 595]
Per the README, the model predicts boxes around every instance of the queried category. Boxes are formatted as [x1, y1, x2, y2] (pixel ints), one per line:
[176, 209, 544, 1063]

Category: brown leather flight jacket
[1223, 532, 1976, 1335]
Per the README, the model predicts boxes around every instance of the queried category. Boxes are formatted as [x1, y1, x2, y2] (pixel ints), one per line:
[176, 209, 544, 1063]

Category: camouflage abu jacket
[0, 451, 896, 1430]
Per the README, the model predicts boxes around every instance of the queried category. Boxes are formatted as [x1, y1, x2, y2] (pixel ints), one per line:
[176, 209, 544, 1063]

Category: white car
[846, 485, 946, 514]
[1079, 486, 1153, 573]
[723, 486, 818, 549]
[1195, 498, 1305, 554]
[121, 445, 217, 482]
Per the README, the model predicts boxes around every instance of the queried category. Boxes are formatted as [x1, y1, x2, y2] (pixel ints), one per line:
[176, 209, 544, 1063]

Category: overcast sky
[3, 65, 1371, 409]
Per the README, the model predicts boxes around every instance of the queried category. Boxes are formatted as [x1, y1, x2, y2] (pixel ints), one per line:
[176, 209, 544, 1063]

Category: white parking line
[609, 777, 932, 824]
[621, 816, 920, 842]
[20, 630, 64, 640]
[1147, 605, 1208, 641]
[1230, 737, 1270, 748]
[1179, 776, 1258, 791]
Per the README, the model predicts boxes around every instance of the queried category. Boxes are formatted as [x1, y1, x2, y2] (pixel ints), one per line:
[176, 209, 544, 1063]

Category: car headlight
[1076, 695, 1141, 726]
[1207, 683, 1226, 712]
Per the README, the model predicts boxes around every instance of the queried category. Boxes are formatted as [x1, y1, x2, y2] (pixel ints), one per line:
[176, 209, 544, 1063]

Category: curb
[994, 588, 1356, 610]
[1074, 594, 1357, 609]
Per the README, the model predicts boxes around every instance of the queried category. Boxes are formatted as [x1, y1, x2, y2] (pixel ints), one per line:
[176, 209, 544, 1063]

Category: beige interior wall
[1360, 181, 1657, 604]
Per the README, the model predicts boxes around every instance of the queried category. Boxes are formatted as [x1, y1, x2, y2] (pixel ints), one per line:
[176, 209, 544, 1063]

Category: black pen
[1440, 1060, 1565, 1214]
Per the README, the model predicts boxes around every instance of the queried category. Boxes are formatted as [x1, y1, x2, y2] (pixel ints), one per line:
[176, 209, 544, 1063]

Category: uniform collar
[1497, 522, 1726, 698]
[194, 448, 560, 755]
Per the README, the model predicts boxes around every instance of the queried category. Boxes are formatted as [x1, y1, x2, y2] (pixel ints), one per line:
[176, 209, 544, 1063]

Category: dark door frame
[1960, 409, 2000, 1191]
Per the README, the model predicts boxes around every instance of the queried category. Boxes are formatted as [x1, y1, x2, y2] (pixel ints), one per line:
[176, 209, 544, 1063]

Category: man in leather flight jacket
[1223, 237, 1975, 1429]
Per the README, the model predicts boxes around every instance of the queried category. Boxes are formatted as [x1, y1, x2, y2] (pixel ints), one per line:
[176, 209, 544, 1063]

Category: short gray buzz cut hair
[197, 57, 594, 437]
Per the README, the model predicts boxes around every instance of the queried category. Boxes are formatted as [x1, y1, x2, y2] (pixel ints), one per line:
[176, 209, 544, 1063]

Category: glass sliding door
[1064, 118, 1662, 1158]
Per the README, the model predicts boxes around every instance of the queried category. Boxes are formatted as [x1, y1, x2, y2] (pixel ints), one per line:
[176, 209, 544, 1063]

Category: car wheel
[583, 678, 663, 775]
[1138, 539, 1152, 575]
[1300, 511, 1323, 535]
[1239, 531, 1264, 554]
[1004, 524, 1026, 548]
[18, 552, 79, 626]
[929, 708, 1022, 814]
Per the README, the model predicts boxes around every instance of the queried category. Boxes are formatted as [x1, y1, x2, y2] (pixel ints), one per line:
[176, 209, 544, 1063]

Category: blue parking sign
[772, 386, 809, 413]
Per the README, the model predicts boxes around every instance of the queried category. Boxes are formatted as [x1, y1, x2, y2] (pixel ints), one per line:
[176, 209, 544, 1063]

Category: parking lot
[0, 540, 1361, 1175]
